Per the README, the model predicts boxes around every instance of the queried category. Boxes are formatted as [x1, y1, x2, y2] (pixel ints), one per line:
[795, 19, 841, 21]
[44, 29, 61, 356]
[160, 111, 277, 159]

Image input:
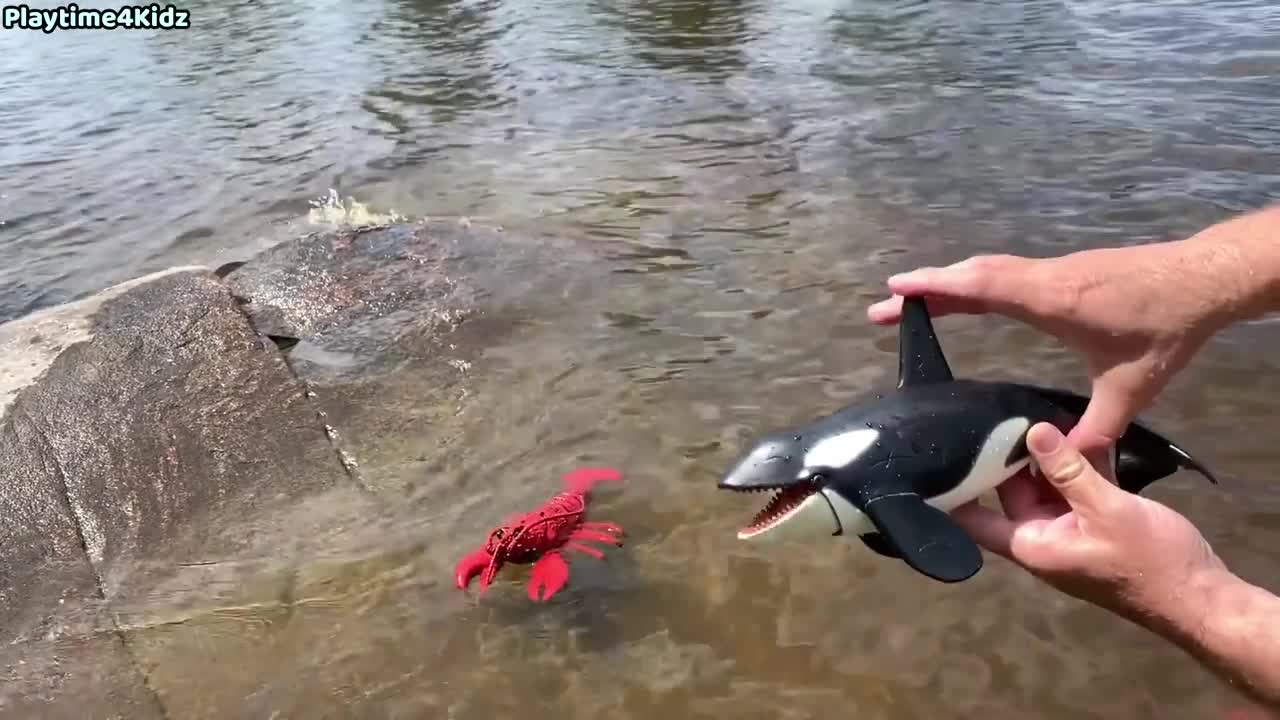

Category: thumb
[1026, 422, 1120, 519]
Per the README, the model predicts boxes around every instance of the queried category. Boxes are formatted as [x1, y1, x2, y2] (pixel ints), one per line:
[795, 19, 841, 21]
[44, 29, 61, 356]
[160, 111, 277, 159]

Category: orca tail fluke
[1026, 385, 1219, 494]
[1113, 420, 1219, 494]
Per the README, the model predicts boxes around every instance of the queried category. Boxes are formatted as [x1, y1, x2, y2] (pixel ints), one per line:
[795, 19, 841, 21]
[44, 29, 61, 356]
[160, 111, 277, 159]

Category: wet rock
[221, 219, 497, 382]
[3, 270, 360, 600]
[0, 267, 375, 715]
[0, 633, 164, 720]
[220, 218, 603, 497]
[0, 404, 101, 646]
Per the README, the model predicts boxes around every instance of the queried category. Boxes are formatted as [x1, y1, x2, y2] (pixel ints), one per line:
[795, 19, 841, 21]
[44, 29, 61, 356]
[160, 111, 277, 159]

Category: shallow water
[5, 0, 1280, 717]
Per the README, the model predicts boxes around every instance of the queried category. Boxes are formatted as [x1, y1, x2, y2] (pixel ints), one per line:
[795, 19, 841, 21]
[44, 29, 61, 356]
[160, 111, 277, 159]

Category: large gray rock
[6, 269, 364, 599]
[0, 633, 164, 720]
[0, 266, 381, 717]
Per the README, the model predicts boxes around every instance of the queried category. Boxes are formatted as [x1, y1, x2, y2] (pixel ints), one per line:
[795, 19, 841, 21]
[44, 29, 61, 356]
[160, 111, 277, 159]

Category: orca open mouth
[728, 479, 824, 539]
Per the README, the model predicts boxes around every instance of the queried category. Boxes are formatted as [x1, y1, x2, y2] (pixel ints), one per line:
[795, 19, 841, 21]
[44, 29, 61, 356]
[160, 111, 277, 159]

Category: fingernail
[1027, 424, 1063, 454]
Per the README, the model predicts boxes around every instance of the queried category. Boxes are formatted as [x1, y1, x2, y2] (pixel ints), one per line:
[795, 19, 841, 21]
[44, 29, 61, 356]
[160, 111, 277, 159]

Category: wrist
[1153, 564, 1280, 708]
[1153, 564, 1239, 647]
[1178, 204, 1280, 327]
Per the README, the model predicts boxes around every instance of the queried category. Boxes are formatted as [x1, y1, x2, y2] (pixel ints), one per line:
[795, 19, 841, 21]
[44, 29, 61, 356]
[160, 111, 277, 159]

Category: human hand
[867, 243, 1230, 467]
[951, 422, 1226, 631]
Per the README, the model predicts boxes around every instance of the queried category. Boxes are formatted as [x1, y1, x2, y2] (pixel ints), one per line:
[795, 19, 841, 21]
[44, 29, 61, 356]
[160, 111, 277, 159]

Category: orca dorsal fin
[897, 296, 954, 388]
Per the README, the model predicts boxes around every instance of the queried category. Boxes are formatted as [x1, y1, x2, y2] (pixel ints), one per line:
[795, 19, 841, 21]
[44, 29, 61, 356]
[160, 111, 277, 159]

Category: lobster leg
[527, 551, 571, 602]
[569, 528, 624, 546]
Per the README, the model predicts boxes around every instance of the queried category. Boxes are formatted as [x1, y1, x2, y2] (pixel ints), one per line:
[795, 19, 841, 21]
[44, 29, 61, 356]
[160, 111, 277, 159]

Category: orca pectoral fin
[896, 296, 954, 388]
[862, 493, 983, 583]
[859, 532, 902, 559]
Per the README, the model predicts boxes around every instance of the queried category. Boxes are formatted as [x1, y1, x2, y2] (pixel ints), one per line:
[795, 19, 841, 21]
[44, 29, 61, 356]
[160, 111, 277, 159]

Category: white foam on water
[305, 188, 404, 228]
[0, 265, 209, 422]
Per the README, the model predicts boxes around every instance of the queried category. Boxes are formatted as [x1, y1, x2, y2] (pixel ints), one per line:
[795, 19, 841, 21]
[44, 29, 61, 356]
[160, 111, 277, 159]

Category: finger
[1025, 468, 1073, 514]
[951, 501, 1016, 559]
[886, 263, 980, 297]
[1066, 382, 1135, 460]
[1026, 422, 1123, 521]
[996, 471, 1044, 520]
[1080, 447, 1116, 483]
[866, 293, 996, 325]
[881, 256, 1046, 326]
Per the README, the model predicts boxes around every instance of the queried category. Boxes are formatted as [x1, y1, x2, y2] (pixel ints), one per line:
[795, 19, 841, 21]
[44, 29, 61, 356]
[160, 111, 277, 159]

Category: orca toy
[718, 296, 1219, 583]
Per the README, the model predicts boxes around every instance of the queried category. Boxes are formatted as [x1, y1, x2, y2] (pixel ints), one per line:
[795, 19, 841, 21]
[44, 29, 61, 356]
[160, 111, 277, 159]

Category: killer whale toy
[718, 295, 1219, 583]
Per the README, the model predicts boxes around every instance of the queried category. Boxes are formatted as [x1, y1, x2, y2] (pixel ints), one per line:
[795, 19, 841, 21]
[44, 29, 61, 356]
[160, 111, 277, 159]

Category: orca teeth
[742, 480, 821, 534]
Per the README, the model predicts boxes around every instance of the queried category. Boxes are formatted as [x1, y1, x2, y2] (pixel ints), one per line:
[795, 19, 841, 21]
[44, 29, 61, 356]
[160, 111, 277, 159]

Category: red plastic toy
[453, 467, 625, 601]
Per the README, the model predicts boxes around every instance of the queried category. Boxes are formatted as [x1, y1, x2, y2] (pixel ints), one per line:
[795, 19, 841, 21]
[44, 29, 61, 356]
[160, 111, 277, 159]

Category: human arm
[866, 203, 1280, 464]
[1179, 203, 1280, 326]
[952, 423, 1280, 711]
[1159, 566, 1280, 711]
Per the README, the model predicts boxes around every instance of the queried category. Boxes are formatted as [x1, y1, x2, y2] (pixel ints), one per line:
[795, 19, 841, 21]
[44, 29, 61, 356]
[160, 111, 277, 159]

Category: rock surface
[222, 218, 532, 381]
[221, 218, 601, 498]
[0, 220, 540, 717]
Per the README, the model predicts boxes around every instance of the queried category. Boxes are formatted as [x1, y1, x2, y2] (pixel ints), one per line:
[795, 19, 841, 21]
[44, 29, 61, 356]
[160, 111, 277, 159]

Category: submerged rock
[221, 219, 498, 381]
[220, 218, 602, 497]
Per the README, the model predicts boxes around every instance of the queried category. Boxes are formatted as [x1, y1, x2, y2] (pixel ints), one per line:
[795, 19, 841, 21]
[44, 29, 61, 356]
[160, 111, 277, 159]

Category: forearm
[1178, 203, 1280, 325]
[1156, 567, 1280, 709]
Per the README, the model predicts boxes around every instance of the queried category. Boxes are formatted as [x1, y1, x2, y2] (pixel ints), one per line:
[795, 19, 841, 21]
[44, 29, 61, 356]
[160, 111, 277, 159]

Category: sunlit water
[4, 0, 1280, 717]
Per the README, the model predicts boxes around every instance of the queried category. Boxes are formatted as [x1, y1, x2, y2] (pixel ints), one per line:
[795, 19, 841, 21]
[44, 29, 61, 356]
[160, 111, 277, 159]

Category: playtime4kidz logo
[3, 3, 190, 31]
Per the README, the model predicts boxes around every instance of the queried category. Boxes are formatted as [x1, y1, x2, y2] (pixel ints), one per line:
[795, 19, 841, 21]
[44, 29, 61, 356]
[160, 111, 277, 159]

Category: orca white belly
[824, 416, 1032, 536]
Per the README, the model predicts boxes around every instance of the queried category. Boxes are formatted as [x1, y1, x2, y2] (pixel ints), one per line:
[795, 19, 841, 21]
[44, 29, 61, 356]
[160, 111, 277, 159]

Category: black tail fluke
[1027, 385, 1219, 494]
[1113, 421, 1219, 494]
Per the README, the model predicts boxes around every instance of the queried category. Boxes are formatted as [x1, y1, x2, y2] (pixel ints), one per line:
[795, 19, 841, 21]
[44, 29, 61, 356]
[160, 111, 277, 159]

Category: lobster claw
[560, 466, 623, 495]
[455, 547, 499, 594]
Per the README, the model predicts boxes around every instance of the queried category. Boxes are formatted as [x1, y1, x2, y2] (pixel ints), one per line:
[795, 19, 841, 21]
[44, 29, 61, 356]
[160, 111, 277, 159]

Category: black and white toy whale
[718, 295, 1219, 583]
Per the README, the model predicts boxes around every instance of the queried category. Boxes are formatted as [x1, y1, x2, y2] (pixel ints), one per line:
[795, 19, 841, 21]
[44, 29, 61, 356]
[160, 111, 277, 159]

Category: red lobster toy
[453, 467, 625, 602]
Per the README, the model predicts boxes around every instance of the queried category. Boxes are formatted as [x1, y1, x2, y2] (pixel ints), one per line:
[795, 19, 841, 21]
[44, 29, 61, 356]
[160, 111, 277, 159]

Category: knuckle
[1047, 452, 1087, 483]
[1029, 264, 1083, 319]
[957, 254, 1030, 303]
[951, 255, 1001, 294]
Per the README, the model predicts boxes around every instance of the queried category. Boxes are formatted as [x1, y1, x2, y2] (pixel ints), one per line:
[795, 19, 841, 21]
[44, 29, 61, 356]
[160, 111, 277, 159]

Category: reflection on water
[365, 0, 510, 165]
[5, 0, 1280, 717]
[591, 0, 758, 79]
